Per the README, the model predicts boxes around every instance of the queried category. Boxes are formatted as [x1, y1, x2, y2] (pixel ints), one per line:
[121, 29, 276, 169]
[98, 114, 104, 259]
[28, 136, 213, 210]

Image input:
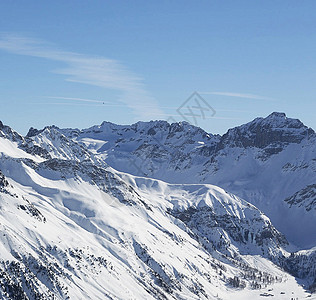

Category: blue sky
[0, 1, 315, 134]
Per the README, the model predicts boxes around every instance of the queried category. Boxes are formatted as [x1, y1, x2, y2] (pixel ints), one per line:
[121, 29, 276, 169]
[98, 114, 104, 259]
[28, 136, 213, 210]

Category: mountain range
[0, 112, 315, 299]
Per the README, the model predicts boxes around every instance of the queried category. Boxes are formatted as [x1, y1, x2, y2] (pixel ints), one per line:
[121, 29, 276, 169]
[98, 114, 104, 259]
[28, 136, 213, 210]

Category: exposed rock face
[0, 170, 9, 191]
[0, 122, 24, 142]
[285, 184, 316, 211]
[26, 127, 43, 138]
[281, 247, 316, 292]
[170, 205, 288, 257]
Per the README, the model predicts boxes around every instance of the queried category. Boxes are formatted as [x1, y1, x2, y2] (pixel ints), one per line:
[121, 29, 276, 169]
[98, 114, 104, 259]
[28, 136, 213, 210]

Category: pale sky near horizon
[0, 1, 315, 135]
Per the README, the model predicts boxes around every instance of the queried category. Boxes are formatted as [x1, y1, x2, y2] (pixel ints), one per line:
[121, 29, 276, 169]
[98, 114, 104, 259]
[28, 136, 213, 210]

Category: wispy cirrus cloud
[0, 33, 163, 119]
[199, 91, 276, 101]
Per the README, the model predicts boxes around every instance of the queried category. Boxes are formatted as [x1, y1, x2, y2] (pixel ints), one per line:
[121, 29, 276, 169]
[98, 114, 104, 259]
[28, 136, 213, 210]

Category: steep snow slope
[0, 160, 310, 299]
[48, 113, 316, 248]
[0, 124, 313, 299]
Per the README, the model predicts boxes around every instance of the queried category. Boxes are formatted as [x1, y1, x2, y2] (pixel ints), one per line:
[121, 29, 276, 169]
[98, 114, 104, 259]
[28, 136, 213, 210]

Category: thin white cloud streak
[46, 96, 110, 104]
[31, 102, 113, 107]
[31, 102, 242, 120]
[33, 101, 177, 109]
[216, 109, 254, 113]
[199, 91, 276, 101]
[41, 97, 185, 110]
[40, 98, 251, 116]
[0, 34, 163, 119]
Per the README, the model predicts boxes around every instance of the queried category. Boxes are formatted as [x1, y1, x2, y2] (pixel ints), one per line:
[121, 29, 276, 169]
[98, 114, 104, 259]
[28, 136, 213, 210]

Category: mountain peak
[0, 121, 24, 142]
[26, 125, 61, 138]
[219, 112, 313, 151]
[267, 112, 287, 119]
[258, 112, 311, 132]
[26, 127, 42, 137]
[244, 111, 310, 130]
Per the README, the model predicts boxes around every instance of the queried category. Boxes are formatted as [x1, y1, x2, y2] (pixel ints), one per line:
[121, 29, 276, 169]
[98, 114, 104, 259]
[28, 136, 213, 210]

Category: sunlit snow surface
[0, 115, 315, 299]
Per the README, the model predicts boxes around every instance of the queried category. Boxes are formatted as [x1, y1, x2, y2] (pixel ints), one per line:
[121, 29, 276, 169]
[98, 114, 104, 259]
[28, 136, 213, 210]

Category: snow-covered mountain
[0, 114, 315, 299]
[48, 112, 316, 248]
